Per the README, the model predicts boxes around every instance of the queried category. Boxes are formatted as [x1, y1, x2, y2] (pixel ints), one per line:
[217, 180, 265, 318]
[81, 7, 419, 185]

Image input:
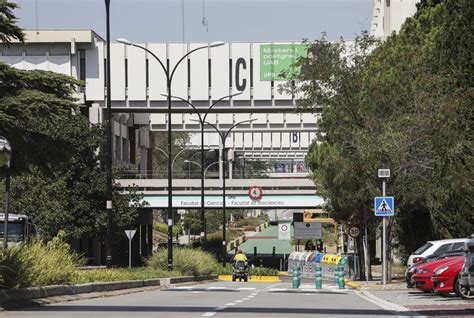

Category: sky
[14, 0, 373, 42]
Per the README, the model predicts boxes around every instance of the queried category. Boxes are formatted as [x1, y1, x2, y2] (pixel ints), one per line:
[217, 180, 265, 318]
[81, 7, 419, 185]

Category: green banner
[259, 44, 309, 81]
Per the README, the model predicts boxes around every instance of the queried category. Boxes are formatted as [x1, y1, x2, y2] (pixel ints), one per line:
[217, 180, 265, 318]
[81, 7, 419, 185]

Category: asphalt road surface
[0, 280, 405, 318]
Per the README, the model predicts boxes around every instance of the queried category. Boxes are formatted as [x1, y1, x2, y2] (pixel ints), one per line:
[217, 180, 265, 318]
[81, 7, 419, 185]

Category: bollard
[334, 266, 340, 285]
[315, 263, 322, 289]
[338, 266, 346, 289]
[292, 266, 301, 289]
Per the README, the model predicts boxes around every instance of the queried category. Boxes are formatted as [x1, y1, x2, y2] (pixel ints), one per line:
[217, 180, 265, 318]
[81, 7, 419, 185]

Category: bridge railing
[117, 170, 309, 180]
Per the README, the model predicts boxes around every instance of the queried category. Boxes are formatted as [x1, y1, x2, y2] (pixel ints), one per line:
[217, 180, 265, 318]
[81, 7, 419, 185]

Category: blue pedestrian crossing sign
[374, 197, 395, 216]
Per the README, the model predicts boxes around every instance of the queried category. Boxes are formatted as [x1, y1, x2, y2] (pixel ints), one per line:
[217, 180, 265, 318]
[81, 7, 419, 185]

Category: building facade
[371, 0, 420, 38]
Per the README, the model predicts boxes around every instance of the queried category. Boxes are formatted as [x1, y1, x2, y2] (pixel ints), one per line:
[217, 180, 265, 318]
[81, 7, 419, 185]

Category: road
[0, 280, 404, 318]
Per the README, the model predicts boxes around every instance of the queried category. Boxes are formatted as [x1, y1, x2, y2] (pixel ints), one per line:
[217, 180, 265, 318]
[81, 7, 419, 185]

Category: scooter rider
[233, 248, 248, 264]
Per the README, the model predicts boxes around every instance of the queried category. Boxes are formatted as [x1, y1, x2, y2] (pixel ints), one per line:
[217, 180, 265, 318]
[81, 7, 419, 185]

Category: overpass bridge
[118, 175, 323, 209]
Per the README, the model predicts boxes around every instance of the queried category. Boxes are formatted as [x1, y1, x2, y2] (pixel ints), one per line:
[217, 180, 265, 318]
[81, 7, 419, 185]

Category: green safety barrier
[292, 266, 301, 289]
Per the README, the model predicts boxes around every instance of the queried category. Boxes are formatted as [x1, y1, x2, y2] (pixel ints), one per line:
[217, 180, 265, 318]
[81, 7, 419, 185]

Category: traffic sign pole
[382, 180, 387, 287]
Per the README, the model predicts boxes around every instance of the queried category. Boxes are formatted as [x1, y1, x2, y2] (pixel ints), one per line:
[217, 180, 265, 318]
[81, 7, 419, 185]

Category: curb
[218, 275, 281, 282]
[355, 289, 422, 317]
[0, 275, 216, 310]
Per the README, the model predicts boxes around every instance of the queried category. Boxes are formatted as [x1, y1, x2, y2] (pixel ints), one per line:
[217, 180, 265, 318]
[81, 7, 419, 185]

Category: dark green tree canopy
[294, 0, 473, 259]
[0, 0, 24, 44]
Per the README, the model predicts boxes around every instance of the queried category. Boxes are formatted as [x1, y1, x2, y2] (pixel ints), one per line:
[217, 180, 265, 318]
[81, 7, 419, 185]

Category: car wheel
[455, 278, 474, 299]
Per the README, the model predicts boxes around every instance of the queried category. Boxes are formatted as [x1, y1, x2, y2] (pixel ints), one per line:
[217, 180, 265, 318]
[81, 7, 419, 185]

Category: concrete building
[371, 0, 420, 38]
[0, 29, 324, 262]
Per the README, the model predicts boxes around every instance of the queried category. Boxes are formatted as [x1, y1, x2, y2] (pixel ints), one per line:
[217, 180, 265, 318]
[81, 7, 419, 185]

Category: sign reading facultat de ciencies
[260, 44, 309, 81]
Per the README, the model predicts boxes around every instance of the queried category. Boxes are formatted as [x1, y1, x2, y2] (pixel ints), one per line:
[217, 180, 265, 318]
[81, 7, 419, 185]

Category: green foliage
[0, 0, 24, 44]
[148, 247, 219, 276]
[74, 268, 178, 284]
[216, 264, 279, 276]
[295, 0, 473, 261]
[0, 236, 85, 288]
[294, 3, 472, 260]
[153, 223, 182, 237]
[234, 216, 268, 228]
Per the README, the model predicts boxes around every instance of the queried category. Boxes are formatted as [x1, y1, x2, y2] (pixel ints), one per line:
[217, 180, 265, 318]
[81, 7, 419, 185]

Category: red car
[431, 257, 465, 295]
[412, 256, 464, 292]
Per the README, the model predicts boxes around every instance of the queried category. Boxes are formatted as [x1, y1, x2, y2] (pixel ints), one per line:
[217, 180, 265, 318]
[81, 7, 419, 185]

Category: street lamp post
[0, 137, 12, 249]
[378, 168, 390, 287]
[104, 0, 114, 268]
[117, 38, 224, 270]
[166, 93, 242, 243]
[196, 119, 256, 266]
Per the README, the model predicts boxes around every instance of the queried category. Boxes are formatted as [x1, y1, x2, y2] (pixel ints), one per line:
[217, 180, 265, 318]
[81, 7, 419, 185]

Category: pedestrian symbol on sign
[374, 197, 394, 216]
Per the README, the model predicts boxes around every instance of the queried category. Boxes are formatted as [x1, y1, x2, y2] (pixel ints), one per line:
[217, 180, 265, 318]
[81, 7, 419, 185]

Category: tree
[0, 1, 145, 244]
[0, 0, 24, 44]
[294, 0, 473, 280]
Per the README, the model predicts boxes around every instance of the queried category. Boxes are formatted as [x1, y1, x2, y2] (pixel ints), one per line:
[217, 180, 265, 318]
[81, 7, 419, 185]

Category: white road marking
[266, 282, 286, 289]
[225, 303, 236, 306]
[208, 287, 226, 290]
[268, 288, 286, 292]
[354, 290, 419, 317]
[202, 313, 216, 317]
[247, 295, 255, 298]
[238, 287, 256, 290]
[235, 300, 244, 303]
[175, 286, 193, 290]
[242, 298, 251, 301]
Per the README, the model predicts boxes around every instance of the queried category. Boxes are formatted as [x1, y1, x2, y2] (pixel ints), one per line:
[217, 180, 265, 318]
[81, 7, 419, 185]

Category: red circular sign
[281, 224, 288, 231]
[348, 225, 360, 238]
[248, 186, 263, 201]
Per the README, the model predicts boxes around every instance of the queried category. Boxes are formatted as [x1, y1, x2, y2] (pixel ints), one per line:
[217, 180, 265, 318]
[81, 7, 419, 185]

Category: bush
[234, 216, 268, 228]
[74, 268, 178, 284]
[0, 236, 85, 288]
[216, 264, 279, 276]
[148, 247, 219, 276]
[154, 223, 182, 237]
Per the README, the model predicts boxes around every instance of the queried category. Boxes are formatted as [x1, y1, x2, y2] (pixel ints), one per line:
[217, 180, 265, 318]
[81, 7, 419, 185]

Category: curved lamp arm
[154, 146, 169, 159]
[172, 148, 189, 168]
[184, 160, 202, 169]
[224, 119, 257, 140]
[204, 161, 220, 177]
[117, 38, 168, 80]
[170, 42, 225, 82]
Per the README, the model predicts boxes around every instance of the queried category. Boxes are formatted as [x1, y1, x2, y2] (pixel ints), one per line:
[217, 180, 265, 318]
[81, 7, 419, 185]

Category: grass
[0, 235, 85, 288]
[234, 216, 268, 228]
[148, 247, 219, 276]
[0, 236, 278, 289]
[217, 264, 279, 276]
[74, 268, 180, 284]
[154, 223, 182, 237]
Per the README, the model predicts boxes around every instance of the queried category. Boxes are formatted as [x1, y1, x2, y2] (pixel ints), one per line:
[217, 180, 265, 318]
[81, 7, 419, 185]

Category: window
[451, 242, 465, 252]
[413, 243, 433, 255]
[434, 243, 451, 255]
[79, 49, 86, 81]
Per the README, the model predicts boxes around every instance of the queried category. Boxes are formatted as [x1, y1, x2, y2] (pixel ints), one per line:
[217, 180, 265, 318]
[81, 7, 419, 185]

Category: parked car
[407, 238, 467, 267]
[406, 250, 465, 288]
[411, 255, 464, 292]
[431, 257, 465, 296]
[457, 235, 474, 299]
